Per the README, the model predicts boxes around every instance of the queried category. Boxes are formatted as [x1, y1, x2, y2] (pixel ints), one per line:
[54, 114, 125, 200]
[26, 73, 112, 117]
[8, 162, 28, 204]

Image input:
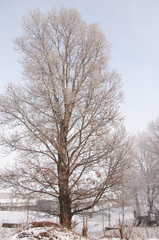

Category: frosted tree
[0, 8, 132, 228]
[134, 121, 159, 217]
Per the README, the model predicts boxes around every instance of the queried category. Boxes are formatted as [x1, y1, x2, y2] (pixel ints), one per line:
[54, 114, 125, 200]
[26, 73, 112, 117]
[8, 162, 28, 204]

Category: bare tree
[145, 120, 159, 214]
[0, 8, 132, 228]
[133, 123, 159, 219]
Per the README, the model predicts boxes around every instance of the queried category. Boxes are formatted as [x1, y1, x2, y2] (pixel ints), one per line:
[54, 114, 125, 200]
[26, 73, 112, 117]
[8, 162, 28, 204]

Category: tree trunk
[134, 191, 140, 217]
[59, 190, 72, 228]
[58, 117, 72, 229]
[147, 186, 154, 217]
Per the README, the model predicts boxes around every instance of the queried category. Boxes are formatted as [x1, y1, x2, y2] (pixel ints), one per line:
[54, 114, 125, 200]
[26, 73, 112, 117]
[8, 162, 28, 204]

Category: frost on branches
[0, 8, 132, 228]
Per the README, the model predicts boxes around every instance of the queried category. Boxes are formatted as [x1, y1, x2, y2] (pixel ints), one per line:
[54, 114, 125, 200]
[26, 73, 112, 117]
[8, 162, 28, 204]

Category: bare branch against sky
[1, 0, 159, 135]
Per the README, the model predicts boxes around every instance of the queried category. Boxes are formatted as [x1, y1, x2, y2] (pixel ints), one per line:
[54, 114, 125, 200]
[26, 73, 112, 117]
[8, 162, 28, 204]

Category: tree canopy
[0, 8, 132, 228]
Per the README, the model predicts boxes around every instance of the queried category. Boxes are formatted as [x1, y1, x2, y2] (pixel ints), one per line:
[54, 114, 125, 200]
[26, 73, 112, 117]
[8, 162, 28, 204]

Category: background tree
[133, 120, 159, 218]
[0, 8, 132, 228]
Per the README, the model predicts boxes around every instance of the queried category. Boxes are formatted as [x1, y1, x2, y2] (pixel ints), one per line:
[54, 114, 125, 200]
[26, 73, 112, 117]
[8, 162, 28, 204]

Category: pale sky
[1, 0, 159, 134]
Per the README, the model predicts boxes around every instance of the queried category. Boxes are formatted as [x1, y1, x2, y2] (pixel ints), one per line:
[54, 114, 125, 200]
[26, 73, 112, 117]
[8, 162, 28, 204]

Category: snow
[11, 225, 89, 240]
[0, 210, 159, 239]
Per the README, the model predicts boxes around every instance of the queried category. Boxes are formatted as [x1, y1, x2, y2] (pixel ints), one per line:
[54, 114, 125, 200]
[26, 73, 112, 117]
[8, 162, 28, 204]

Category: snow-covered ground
[11, 225, 88, 240]
[0, 210, 158, 239]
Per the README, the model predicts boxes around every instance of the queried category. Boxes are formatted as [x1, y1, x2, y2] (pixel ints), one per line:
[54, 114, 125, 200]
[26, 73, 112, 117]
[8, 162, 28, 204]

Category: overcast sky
[1, 0, 159, 134]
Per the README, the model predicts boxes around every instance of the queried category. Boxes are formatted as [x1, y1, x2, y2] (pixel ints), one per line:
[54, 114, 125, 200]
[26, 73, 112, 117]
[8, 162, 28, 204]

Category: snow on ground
[0, 211, 29, 240]
[5, 225, 159, 240]
[0, 210, 57, 239]
[11, 225, 89, 240]
[0, 210, 159, 239]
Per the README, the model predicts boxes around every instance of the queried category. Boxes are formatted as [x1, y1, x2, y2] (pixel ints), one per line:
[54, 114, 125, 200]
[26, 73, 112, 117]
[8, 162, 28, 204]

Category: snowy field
[0, 210, 159, 239]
